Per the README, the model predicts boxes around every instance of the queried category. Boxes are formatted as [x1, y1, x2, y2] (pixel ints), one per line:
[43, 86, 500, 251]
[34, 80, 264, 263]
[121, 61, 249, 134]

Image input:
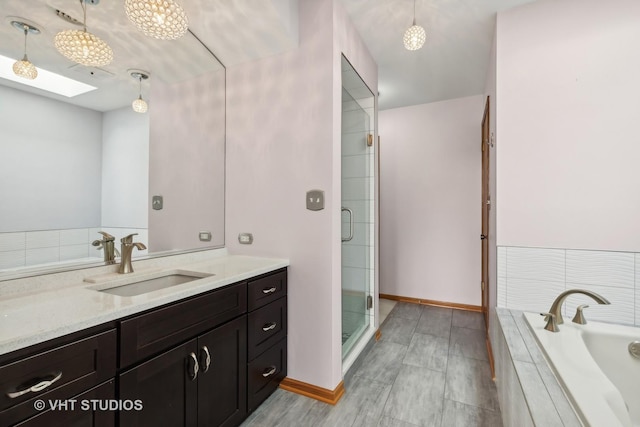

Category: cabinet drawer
[0, 330, 116, 426]
[247, 338, 286, 412]
[248, 297, 287, 360]
[120, 281, 247, 367]
[15, 380, 115, 427]
[247, 270, 287, 311]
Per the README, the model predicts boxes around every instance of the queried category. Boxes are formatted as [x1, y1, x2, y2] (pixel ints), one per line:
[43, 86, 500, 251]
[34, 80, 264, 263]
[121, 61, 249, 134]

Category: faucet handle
[540, 312, 560, 332]
[572, 304, 589, 325]
[121, 233, 139, 244]
[97, 231, 115, 241]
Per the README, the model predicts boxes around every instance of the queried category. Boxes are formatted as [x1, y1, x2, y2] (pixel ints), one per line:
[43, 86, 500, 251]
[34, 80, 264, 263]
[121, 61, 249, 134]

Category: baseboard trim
[379, 293, 482, 312]
[279, 378, 345, 405]
[375, 328, 381, 341]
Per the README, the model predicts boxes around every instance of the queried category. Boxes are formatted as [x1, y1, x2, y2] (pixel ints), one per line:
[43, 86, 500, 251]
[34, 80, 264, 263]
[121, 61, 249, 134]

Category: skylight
[0, 54, 97, 97]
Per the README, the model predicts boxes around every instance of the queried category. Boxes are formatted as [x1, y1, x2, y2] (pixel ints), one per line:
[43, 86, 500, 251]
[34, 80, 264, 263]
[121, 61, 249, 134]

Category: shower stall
[340, 55, 376, 364]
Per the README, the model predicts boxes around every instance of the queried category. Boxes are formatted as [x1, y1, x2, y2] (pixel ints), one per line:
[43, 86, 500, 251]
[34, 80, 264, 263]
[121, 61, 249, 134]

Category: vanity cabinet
[1, 267, 287, 427]
[119, 316, 247, 427]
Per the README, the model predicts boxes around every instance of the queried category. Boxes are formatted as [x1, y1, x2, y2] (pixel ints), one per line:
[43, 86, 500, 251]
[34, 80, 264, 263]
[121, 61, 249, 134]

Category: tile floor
[242, 302, 502, 427]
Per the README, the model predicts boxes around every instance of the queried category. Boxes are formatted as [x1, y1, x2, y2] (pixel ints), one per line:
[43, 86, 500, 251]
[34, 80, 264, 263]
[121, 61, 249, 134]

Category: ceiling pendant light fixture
[124, 0, 189, 40]
[403, 0, 426, 51]
[131, 71, 149, 113]
[11, 21, 40, 80]
[54, 0, 113, 67]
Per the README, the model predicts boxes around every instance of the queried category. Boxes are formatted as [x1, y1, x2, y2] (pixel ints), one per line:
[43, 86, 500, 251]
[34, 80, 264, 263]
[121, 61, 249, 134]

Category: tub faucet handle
[572, 304, 590, 325]
[540, 312, 559, 332]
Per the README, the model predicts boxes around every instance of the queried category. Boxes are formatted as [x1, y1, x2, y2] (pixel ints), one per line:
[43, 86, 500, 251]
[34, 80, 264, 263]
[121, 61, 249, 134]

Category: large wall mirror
[0, 0, 225, 277]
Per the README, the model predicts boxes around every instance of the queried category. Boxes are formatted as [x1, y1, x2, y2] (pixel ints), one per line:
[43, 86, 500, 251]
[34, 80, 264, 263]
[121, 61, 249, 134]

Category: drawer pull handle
[262, 322, 277, 332]
[188, 352, 199, 381]
[200, 346, 211, 373]
[262, 366, 277, 378]
[7, 371, 62, 399]
[262, 287, 277, 294]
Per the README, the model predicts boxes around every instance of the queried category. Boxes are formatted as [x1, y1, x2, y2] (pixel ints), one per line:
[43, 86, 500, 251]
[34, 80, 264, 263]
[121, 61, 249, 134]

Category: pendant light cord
[22, 27, 28, 57]
[413, 0, 417, 26]
[81, 0, 87, 32]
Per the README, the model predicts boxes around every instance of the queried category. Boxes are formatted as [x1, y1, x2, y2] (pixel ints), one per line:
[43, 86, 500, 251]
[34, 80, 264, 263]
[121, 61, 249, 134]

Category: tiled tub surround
[497, 246, 640, 326]
[494, 308, 581, 427]
[0, 249, 288, 355]
[0, 227, 148, 270]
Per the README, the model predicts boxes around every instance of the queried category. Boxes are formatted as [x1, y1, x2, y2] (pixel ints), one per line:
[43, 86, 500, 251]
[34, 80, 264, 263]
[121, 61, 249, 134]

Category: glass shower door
[341, 55, 374, 359]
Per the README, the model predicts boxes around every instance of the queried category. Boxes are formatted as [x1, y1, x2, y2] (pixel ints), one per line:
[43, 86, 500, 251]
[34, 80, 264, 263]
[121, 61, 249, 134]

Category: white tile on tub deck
[566, 250, 634, 288]
[506, 278, 564, 314]
[498, 276, 507, 307]
[60, 228, 90, 246]
[26, 230, 60, 249]
[506, 247, 565, 282]
[60, 244, 89, 261]
[0, 232, 26, 252]
[564, 284, 634, 325]
[25, 247, 59, 266]
[497, 246, 506, 278]
[0, 250, 26, 269]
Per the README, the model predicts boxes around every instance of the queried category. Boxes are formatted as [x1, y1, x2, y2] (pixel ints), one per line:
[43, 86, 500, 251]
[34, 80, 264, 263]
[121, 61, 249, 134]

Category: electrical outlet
[306, 189, 324, 211]
[238, 233, 253, 244]
[199, 231, 212, 242]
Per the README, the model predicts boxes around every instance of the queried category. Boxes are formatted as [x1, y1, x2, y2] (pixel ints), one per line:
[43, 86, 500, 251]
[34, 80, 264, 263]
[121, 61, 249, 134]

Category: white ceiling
[0, 0, 538, 112]
[340, 0, 536, 110]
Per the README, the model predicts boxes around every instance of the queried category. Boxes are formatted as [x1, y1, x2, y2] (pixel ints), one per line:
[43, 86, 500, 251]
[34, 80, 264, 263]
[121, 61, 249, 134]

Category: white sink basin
[91, 271, 213, 296]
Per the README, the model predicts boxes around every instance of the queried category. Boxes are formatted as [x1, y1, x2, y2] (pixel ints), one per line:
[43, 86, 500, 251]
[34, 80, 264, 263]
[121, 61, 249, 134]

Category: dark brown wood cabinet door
[196, 316, 247, 427]
[119, 340, 198, 427]
[15, 380, 115, 427]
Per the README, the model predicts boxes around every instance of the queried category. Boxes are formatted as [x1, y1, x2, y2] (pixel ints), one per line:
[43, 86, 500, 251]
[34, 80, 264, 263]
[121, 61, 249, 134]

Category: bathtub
[524, 312, 640, 427]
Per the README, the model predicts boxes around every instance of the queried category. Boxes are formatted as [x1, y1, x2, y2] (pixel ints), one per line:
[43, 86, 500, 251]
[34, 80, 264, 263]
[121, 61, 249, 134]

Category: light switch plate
[306, 189, 324, 211]
[152, 195, 163, 210]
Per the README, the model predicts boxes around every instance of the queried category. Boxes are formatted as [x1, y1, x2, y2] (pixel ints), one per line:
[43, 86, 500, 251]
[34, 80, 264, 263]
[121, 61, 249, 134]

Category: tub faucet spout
[544, 289, 610, 332]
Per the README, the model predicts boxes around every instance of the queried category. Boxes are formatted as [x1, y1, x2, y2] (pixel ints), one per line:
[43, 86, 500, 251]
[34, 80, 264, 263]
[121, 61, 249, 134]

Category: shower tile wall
[497, 246, 640, 326]
[0, 227, 148, 270]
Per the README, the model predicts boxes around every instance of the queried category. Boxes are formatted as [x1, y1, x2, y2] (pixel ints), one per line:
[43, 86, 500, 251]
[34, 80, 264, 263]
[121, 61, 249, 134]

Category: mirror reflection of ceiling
[0, 0, 299, 112]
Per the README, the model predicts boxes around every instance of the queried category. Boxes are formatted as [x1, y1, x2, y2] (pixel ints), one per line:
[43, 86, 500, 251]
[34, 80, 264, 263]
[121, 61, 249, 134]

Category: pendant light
[403, 0, 426, 51]
[54, 0, 113, 67]
[11, 21, 39, 80]
[131, 71, 149, 113]
[124, 0, 188, 40]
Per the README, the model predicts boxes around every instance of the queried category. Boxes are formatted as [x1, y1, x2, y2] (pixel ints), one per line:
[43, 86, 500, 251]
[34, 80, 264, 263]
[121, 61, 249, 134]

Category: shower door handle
[342, 207, 354, 242]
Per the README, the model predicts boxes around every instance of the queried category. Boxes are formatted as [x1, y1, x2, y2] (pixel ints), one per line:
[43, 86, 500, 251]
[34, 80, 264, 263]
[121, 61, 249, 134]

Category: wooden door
[119, 340, 198, 427]
[197, 316, 247, 427]
[481, 96, 490, 332]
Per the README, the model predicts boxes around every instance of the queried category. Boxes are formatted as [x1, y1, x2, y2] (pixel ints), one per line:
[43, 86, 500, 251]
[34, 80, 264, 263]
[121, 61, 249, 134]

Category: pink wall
[496, 0, 640, 252]
[148, 69, 225, 252]
[226, 0, 377, 390]
[379, 95, 484, 306]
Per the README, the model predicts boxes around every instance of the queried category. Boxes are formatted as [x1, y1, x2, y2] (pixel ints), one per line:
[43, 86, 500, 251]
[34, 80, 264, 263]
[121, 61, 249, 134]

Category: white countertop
[0, 254, 289, 357]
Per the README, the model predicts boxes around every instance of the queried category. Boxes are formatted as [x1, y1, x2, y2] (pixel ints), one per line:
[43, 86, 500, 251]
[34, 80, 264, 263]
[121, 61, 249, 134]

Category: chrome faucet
[92, 231, 120, 264]
[542, 289, 611, 332]
[118, 233, 147, 274]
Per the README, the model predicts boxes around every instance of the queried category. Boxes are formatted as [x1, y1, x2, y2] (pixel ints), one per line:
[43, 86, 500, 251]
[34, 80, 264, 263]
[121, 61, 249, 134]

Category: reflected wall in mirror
[0, 0, 225, 276]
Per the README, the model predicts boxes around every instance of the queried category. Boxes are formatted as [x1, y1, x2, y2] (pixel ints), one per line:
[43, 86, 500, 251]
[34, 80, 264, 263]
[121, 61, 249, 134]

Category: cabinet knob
[187, 352, 199, 381]
[200, 346, 211, 373]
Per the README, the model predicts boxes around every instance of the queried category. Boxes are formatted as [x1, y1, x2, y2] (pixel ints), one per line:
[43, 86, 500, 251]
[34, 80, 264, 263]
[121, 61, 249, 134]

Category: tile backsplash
[497, 246, 640, 326]
[0, 227, 148, 271]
